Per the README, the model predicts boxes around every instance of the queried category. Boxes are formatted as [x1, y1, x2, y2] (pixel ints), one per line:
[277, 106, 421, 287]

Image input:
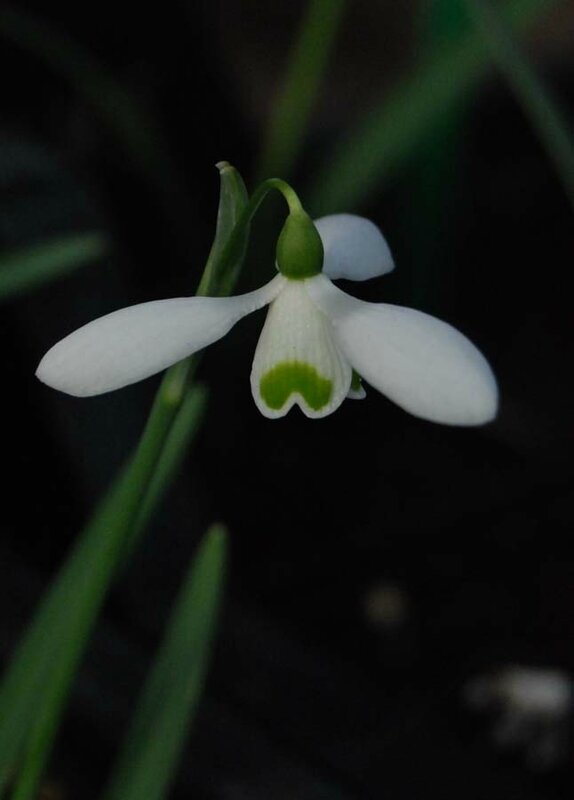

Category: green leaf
[256, 0, 347, 181]
[306, 0, 560, 214]
[102, 526, 227, 800]
[463, 0, 574, 210]
[0, 383, 206, 796]
[0, 233, 108, 300]
[199, 162, 249, 297]
[0, 161, 248, 794]
[123, 384, 209, 562]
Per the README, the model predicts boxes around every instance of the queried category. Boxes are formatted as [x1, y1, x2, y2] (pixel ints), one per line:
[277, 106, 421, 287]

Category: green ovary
[260, 361, 333, 411]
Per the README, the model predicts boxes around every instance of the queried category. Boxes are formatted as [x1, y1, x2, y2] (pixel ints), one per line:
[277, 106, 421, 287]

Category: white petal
[308, 275, 498, 426]
[37, 276, 285, 397]
[250, 280, 352, 419]
[314, 214, 394, 281]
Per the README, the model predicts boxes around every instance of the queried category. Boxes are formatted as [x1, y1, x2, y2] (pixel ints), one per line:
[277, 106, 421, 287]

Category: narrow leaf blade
[102, 525, 228, 800]
[199, 162, 249, 297]
[463, 0, 574, 209]
[0, 381, 203, 792]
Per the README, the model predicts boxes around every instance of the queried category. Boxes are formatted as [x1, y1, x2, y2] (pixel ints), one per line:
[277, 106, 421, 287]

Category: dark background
[2, 1, 574, 798]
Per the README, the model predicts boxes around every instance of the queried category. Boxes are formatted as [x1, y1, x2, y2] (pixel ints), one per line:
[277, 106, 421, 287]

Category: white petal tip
[35, 351, 105, 397]
[436, 397, 498, 427]
[391, 359, 499, 427]
[452, 385, 499, 427]
[34, 278, 285, 401]
[347, 368, 367, 401]
[347, 388, 367, 400]
[307, 276, 499, 427]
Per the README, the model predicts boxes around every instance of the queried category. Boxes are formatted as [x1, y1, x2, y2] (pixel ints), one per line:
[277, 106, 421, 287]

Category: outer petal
[37, 276, 285, 397]
[251, 280, 352, 419]
[314, 214, 394, 281]
[308, 275, 498, 426]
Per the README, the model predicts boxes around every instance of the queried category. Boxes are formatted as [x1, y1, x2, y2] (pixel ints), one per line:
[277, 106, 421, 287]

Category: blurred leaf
[0, 4, 193, 251]
[0, 4, 164, 177]
[0, 383, 206, 797]
[256, 0, 347, 181]
[418, 0, 470, 45]
[306, 0, 560, 214]
[0, 233, 107, 300]
[463, 0, 574, 209]
[102, 525, 227, 800]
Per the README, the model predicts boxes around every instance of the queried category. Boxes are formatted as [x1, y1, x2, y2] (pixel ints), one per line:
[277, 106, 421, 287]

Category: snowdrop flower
[37, 211, 498, 424]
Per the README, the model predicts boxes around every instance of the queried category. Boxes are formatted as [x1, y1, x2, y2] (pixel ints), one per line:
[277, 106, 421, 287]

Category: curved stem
[196, 177, 305, 297]
[256, 0, 347, 181]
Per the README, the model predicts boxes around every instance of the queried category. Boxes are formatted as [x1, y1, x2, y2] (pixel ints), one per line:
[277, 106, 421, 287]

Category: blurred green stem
[407, 0, 470, 309]
[256, 0, 347, 181]
[463, 0, 574, 210]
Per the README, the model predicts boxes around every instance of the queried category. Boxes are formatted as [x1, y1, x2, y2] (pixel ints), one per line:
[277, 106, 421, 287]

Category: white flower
[36, 214, 498, 425]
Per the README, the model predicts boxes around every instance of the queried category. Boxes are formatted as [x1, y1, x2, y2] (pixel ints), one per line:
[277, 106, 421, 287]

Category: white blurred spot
[464, 665, 572, 770]
[363, 582, 409, 630]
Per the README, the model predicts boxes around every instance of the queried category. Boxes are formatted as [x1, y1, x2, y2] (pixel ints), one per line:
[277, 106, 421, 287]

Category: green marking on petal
[260, 361, 333, 411]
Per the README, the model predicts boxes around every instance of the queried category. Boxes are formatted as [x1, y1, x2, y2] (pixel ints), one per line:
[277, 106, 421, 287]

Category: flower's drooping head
[36, 207, 498, 425]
